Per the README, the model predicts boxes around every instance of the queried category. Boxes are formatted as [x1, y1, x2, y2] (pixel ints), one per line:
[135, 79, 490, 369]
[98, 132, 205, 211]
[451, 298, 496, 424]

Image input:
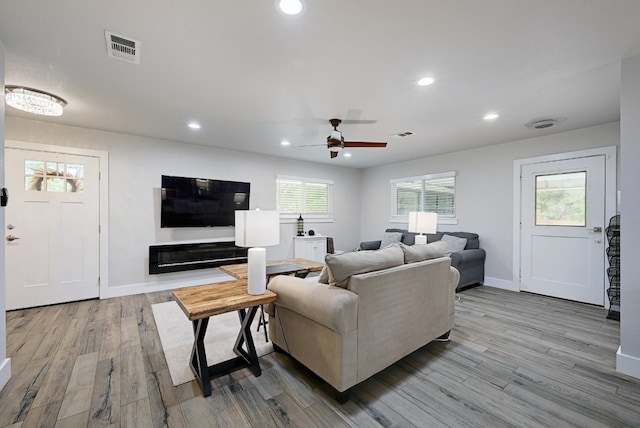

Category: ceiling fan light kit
[324, 118, 388, 159]
[5, 85, 67, 116]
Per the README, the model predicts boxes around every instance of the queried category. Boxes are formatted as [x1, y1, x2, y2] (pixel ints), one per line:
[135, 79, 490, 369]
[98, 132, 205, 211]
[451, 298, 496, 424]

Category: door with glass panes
[5, 148, 100, 310]
[520, 155, 605, 305]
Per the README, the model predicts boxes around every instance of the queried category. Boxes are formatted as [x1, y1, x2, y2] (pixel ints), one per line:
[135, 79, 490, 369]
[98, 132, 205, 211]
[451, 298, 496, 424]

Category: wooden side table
[173, 279, 277, 396]
[220, 258, 325, 339]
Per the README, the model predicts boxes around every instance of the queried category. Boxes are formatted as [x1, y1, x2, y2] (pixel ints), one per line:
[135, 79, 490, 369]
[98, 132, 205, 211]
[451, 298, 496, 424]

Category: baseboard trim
[616, 346, 640, 380]
[0, 358, 11, 391]
[100, 271, 235, 299]
[482, 277, 518, 292]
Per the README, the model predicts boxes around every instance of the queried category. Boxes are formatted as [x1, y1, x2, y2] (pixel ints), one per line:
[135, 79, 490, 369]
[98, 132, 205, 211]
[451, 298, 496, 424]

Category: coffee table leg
[190, 318, 211, 396]
[233, 306, 261, 377]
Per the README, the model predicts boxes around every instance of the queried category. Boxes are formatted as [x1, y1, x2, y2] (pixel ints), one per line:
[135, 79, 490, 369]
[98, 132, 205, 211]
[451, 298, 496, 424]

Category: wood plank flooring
[1, 286, 639, 427]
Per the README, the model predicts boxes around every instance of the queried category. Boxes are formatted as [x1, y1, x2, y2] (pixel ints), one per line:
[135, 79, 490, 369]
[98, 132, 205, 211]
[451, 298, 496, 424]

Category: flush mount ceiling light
[187, 122, 201, 129]
[280, 140, 291, 146]
[525, 117, 567, 130]
[5, 86, 67, 116]
[483, 113, 499, 120]
[277, 0, 303, 15]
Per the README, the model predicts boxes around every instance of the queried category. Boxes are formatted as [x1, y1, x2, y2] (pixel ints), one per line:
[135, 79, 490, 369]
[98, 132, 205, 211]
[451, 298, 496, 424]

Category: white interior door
[5, 148, 100, 310]
[520, 155, 606, 305]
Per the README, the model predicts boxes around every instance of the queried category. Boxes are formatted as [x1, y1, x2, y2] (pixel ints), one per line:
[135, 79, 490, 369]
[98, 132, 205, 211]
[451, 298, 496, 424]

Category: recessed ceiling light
[188, 122, 201, 129]
[483, 113, 499, 121]
[280, 140, 291, 146]
[277, 0, 303, 15]
[417, 77, 435, 86]
[343, 152, 352, 158]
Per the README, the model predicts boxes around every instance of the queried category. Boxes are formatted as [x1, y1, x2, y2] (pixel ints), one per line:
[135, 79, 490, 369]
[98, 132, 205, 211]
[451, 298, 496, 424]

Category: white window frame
[276, 175, 334, 223]
[390, 171, 458, 225]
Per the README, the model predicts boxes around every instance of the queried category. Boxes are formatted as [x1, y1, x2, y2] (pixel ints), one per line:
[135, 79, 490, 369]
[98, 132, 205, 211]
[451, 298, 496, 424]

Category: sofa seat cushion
[325, 245, 404, 288]
[399, 241, 448, 263]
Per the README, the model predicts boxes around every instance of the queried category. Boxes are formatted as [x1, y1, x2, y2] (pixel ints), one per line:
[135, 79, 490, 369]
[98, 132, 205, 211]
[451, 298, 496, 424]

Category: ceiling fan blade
[330, 151, 339, 159]
[343, 141, 387, 148]
[340, 119, 377, 125]
[289, 143, 325, 148]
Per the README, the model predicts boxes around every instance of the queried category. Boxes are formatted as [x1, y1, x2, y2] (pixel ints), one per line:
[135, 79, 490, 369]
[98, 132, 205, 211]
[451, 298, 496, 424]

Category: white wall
[618, 54, 640, 378]
[5, 117, 362, 297]
[360, 122, 620, 286]
[0, 39, 11, 392]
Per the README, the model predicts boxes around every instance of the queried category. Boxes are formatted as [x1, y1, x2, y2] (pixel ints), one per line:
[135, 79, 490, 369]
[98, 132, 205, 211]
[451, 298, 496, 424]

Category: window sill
[389, 216, 458, 226]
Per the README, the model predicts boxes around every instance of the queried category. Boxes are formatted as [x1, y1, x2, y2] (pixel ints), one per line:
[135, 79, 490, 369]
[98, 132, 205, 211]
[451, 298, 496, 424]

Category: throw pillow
[380, 231, 403, 248]
[325, 245, 404, 288]
[317, 264, 329, 284]
[399, 241, 448, 263]
[441, 234, 467, 253]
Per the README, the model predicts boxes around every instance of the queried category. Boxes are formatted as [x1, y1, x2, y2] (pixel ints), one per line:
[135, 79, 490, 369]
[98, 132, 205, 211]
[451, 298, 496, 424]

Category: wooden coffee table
[220, 257, 324, 280]
[173, 279, 277, 397]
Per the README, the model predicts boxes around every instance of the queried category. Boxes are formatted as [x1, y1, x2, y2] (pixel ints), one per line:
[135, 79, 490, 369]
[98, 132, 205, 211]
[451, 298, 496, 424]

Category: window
[535, 171, 586, 226]
[276, 176, 333, 220]
[24, 160, 84, 193]
[390, 171, 456, 224]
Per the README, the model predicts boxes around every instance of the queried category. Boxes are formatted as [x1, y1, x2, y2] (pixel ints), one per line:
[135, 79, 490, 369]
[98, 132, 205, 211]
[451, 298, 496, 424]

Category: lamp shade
[235, 210, 280, 247]
[408, 212, 437, 234]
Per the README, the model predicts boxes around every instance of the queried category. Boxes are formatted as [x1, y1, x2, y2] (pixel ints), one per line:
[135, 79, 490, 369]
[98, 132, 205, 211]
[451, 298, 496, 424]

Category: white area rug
[152, 301, 273, 386]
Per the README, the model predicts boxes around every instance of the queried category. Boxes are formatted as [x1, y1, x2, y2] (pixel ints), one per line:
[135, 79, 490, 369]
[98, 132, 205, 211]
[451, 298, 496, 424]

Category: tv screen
[161, 175, 250, 228]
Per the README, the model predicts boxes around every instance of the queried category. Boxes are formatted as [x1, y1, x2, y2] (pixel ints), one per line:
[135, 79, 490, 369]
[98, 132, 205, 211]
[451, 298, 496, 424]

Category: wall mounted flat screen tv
[161, 175, 250, 228]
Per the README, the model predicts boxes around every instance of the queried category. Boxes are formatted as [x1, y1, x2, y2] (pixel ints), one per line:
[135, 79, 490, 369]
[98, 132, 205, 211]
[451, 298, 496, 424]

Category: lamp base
[247, 247, 266, 295]
[414, 234, 427, 245]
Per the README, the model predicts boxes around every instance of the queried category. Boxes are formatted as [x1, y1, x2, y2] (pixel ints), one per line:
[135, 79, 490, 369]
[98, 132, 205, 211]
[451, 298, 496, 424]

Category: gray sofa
[360, 228, 485, 290]
[266, 244, 459, 402]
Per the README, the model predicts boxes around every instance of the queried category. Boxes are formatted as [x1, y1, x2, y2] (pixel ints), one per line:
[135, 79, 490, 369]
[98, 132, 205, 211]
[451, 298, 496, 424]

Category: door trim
[512, 146, 617, 306]
[5, 140, 109, 300]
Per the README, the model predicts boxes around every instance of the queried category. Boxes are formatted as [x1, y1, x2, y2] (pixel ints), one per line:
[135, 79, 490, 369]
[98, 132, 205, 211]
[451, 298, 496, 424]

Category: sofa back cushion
[325, 245, 404, 288]
[385, 228, 480, 250]
[441, 234, 467, 253]
[399, 241, 447, 263]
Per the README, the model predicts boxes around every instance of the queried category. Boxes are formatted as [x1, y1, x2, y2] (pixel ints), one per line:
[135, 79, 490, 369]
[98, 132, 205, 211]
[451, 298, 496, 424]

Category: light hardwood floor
[1, 286, 639, 427]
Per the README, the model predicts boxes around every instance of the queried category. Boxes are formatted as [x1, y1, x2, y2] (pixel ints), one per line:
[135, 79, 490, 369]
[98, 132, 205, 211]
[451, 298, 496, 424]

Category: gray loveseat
[360, 228, 485, 290]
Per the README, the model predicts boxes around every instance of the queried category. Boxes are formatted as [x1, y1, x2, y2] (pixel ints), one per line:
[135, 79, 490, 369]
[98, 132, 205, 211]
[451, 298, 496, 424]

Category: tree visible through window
[24, 160, 84, 192]
[535, 172, 586, 226]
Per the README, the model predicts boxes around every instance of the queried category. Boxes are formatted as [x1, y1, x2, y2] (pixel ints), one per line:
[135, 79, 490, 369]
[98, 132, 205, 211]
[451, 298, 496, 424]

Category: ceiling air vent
[525, 117, 566, 131]
[391, 131, 414, 138]
[105, 31, 141, 64]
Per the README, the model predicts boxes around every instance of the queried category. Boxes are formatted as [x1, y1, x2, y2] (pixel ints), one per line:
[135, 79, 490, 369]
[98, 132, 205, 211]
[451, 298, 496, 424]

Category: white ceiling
[2, 1, 640, 169]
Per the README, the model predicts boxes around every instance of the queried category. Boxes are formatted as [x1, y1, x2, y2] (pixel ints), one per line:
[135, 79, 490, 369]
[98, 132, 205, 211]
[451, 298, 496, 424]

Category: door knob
[6, 235, 20, 242]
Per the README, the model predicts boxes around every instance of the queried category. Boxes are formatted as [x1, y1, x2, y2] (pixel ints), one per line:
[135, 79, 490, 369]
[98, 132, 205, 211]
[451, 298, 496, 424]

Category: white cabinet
[294, 236, 327, 263]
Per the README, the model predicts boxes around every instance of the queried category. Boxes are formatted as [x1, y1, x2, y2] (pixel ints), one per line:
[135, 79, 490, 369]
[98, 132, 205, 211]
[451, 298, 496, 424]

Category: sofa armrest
[359, 240, 381, 250]
[449, 248, 486, 267]
[268, 275, 358, 334]
[449, 266, 461, 290]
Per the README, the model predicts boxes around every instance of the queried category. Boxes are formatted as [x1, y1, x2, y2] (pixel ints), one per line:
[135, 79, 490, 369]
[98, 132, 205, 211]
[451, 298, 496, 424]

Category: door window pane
[535, 172, 586, 226]
[24, 160, 84, 193]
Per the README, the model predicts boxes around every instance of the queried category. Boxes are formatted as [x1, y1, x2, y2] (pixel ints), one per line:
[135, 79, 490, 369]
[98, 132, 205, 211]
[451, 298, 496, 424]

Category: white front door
[520, 155, 606, 305]
[5, 148, 100, 310]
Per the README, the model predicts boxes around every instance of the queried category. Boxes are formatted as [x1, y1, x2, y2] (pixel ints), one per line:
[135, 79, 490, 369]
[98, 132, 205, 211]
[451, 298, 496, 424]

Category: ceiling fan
[326, 118, 387, 159]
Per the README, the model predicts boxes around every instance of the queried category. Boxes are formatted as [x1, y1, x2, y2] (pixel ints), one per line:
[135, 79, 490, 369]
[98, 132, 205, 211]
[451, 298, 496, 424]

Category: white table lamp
[235, 209, 280, 295]
[408, 212, 437, 245]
